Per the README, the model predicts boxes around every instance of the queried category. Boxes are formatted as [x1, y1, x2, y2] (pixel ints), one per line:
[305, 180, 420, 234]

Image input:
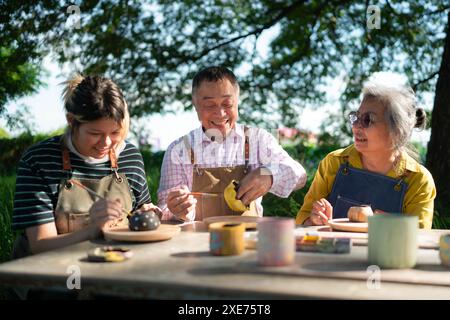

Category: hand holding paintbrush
[167, 185, 200, 221]
[68, 179, 129, 231]
[70, 180, 131, 216]
[69, 180, 162, 230]
[70, 180, 162, 216]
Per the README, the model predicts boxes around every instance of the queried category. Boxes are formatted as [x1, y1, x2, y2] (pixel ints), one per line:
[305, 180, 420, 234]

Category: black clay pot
[128, 210, 161, 231]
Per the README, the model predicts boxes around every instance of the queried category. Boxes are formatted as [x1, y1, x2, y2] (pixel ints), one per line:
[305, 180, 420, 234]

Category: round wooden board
[203, 216, 260, 230]
[103, 224, 181, 242]
[328, 218, 368, 233]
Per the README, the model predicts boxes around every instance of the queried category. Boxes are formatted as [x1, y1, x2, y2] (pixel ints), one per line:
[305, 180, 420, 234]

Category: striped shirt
[12, 135, 151, 230]
[158, 124, 307, 220]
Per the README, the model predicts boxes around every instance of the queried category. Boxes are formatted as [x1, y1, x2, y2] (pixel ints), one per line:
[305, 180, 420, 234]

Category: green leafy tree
[1, 1, 449, 220]
[2, 1, 448, 122]
[0, 47, 42, 111]
[0, 2, 50, 125]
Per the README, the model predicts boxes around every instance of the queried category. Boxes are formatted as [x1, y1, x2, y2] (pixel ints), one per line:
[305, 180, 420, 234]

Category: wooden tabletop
[0, 223, 449, 299]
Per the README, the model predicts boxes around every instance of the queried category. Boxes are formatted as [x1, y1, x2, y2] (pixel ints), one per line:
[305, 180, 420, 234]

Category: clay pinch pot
[347, 205, 374, 222]
[128, 209, 161, 231]
[224, 180, 249, 212]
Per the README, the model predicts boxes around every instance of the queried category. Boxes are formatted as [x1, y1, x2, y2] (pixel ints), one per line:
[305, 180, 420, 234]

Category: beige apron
[54, 141, 133, 233]
[12, 138, 133, 259]
[186, 127, 259, 221]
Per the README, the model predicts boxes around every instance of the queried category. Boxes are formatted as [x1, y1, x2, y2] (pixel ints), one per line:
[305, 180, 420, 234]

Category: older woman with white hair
[296, 75, 436, 229]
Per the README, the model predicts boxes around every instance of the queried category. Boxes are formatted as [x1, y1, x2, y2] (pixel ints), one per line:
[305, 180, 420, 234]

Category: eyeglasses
[348, 111, 377, 128]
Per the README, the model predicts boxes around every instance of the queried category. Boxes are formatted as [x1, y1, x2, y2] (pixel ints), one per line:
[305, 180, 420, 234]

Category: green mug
[368, 214, 418, 269]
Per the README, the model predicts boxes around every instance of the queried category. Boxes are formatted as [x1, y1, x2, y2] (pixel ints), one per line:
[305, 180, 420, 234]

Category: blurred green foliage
[0, 129, 64, 175]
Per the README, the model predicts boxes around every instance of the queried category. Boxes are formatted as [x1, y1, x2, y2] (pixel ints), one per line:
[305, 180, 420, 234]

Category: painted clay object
[348, 205, 374, 222]
[128, 210, 160, 231]
[224, 180, 249, 212]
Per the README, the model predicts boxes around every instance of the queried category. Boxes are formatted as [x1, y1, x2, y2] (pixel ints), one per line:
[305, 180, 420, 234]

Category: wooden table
[0, 223, 449, 299]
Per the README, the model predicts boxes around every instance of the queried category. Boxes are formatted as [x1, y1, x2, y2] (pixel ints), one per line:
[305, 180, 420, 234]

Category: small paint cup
[368, 214, 418, 269]
[257, 217, 295, 266]
[209, 222, 245, 256]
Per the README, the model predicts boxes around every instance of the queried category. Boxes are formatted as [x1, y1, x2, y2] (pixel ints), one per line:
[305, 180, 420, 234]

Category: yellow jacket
[296, 145, 436, 229]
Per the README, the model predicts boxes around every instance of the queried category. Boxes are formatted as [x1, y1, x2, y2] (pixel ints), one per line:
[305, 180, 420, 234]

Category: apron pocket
[333, 195, 369, 219]
[68, 213, 91, 233]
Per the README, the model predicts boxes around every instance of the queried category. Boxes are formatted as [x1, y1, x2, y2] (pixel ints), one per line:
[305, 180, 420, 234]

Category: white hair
[362, 73, 426, 160]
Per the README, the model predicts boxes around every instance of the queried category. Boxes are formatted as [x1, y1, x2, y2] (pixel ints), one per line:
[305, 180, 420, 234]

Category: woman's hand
[309, 198, 333, 225]
[167, 185, 197, 221]
[89, 198, 123, 230]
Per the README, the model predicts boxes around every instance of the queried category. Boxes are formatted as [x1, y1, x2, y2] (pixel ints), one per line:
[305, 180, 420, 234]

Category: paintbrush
[189, 192, 219, 197]
[69, 179, 132, 216]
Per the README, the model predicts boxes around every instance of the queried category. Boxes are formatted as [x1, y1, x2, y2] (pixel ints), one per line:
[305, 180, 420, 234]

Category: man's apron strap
[185, 128, 250, 175]
[183, 135, 196, 165]
[244, 126, 250, 174]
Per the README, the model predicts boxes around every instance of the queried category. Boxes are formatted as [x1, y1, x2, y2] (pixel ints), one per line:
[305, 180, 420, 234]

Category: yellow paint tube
[209, 222, 245, 256]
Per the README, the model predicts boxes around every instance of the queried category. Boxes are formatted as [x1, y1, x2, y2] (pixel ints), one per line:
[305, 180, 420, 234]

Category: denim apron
[184, 126, 258, 221]
[328, 159, 408, 219]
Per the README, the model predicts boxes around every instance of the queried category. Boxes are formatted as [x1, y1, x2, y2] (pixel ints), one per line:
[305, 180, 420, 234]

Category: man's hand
[308, 198, 333, 225]
[236, 167, 273, 206]
[167, 185, 197, 220]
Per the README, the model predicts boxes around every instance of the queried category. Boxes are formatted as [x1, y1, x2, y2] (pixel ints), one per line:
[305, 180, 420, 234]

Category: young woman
[12, 75, 160, 256]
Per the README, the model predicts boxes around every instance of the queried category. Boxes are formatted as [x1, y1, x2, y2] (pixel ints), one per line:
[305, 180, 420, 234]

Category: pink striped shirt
[157, 124, 307, 220]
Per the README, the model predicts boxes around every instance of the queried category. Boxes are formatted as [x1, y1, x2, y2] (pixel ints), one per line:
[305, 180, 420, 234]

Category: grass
[0, 175, 17, 263]
[432, 210, 450, 229]
[0, 175, 17, 300]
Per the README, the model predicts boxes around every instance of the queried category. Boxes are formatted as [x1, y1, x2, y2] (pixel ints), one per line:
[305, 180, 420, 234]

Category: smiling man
[158, 66, 307, 221]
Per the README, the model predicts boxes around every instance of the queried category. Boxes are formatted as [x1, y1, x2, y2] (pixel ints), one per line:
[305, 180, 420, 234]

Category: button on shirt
[158, 124, 307, 221]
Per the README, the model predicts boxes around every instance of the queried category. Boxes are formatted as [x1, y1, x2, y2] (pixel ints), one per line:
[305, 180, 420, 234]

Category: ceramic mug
[439, 234, 450, 267]
[209, 222, 245, 256]
[257, 217, 295, 266]
[368, 214, 418, 269]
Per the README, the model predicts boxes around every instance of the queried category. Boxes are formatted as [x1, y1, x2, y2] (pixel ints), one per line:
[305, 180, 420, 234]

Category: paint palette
[296, 235, 352, 253]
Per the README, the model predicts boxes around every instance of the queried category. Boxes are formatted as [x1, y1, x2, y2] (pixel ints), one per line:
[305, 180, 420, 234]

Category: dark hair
[192, 66, 239, 95]
[62, 75, 127, 126]
[415, 108, 427, 129]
